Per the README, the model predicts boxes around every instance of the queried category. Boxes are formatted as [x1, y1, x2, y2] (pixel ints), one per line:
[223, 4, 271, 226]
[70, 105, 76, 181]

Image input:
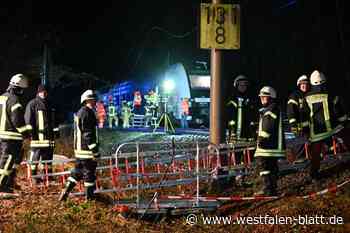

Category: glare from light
[163, 79, 175, 93]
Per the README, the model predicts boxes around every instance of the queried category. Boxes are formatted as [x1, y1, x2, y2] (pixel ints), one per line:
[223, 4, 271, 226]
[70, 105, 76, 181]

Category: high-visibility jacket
[304, 89, 347, 142]
[74, 106, 99, 159]
[287, 90, 309, 131]
[255, 103, 286, 157]
[25, 96, 58, 148]
[227, 92, 257, 139]
[108, 104, 116, 116]
[0, 90, 31, 141]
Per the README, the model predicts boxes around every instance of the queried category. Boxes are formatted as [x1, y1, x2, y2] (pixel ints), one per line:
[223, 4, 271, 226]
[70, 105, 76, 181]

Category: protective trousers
[257, 157, 278, 195]
[0, 141, 23, 192]
[66, 159, 97, 199]
[29, 147, 54, 179]
[108, 115, 118, 128]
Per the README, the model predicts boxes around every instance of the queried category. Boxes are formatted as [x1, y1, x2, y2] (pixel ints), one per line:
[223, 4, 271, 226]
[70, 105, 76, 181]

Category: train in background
[97, 62, 211, 128]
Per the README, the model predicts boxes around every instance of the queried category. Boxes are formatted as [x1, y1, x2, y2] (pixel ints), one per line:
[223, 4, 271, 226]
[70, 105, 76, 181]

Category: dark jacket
[0, 89, 31, 141]
[25, 96, 59, 148]
[255, 102, 286, 157]
[227, 90, 258, 139]
[74, 106, 99, 159]
[287, 90, 309, 131]
[303, 87, 347, 142]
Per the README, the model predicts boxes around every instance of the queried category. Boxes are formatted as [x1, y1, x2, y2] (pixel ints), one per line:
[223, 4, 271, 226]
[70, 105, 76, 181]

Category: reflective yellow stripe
[264, 111, 277, 119]
[236, 98, 243, 138]
[0, 155, 12, 184]
[254, 148, 286, 157]
[0, 131, 23, 140]
[30, 140, 53, 148]
[11, 103, 22, 112]
[259, 171, 270, 176]
[16, 124, 32, 133]
[338, 115, 347, 122]
[75, 150, 94, 155]
[38, 110, 44, 141]
[287, 99, 298, 106]
[84, 182, 95, 187]
[88, 143, 97, 150]
[75, 154, 95, 159]
[228, 100, 237, 108]
[229, 120, 236, 126]
[259, 131, 270, 138]
[289, 118, 297, 124]
[0, 96, 8, 131]
[75, 115, 81, 151]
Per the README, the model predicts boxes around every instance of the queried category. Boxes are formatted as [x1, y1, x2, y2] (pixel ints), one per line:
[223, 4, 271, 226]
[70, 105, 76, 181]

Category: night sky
[0, 1, 349, 117]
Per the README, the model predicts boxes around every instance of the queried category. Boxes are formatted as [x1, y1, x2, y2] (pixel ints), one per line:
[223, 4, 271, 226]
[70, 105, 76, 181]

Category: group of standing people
[227, 70, 348, 196]
[0, 74, 59, 193]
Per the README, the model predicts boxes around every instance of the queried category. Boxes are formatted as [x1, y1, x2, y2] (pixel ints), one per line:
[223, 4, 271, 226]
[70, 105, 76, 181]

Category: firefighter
[25, 84, 59, 184]
[287, 75, 310, 136]
[303, 70, 348, 181]
[121, 101, 132, 128]
[96, 100, 106, 129]
[0, 74, 31, 193]
[107, 99, 118, 129]
[59, 90, 99, 201]
[254, 86, 285, 196]
[227, 75, 257, 141]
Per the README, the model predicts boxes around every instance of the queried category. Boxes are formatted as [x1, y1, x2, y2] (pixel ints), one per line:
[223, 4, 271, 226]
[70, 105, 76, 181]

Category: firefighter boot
[58, 181, 76, 201]
[85, 185, 95, 201]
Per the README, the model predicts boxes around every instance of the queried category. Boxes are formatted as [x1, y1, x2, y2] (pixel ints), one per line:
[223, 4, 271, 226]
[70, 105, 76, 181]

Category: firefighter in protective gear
[287, 75, 310, 136]
[96, 100, 106, 128]
[108, 100, 118, 129]
[227, 75, 257, 141]
[59, 90, 99, 201]
[0, 74, 32, 193]
[254, 86, 285, 196]
[303, 70, 348, 180]
[25, 84, 59, 184]
[121, 101, 132, 128]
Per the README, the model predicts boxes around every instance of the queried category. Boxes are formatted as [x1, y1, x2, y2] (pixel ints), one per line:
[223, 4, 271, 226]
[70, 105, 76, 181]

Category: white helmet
[233, 75, 249, 87]
[296, 75, 309, 86]
[9, 74, 28, 88]
[259, 86, 277, 99]
[80, 90, 97, 104]
[310, 70, 326, 86]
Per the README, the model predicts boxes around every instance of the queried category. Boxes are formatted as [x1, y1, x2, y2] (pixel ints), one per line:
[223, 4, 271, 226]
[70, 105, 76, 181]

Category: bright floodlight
[163, 79, 175, 93]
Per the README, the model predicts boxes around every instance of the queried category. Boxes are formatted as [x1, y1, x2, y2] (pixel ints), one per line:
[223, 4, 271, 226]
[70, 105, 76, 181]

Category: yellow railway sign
[200, 3, 240, 50]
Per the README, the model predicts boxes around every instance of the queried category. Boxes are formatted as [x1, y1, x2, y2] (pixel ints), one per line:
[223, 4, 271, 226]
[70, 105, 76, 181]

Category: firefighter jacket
[108, 104, 116, 116]
[227, 91, 257, 139]
[0, 89, 31, 141]
[303, 88, 347, 142]
[287, 90, 309, 131]
[74, 106, 99, 159]
[25, 96, 58, 148]
[255, 102, 286, 157]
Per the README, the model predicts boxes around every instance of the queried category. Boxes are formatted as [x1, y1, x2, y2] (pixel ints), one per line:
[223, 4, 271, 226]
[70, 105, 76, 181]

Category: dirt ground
[1, 130, 350, 233]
